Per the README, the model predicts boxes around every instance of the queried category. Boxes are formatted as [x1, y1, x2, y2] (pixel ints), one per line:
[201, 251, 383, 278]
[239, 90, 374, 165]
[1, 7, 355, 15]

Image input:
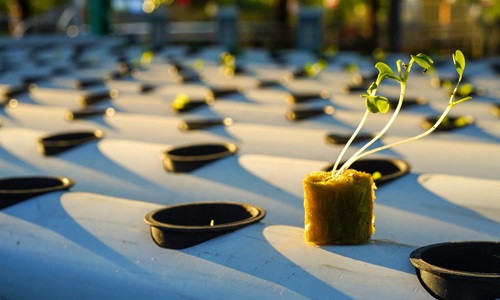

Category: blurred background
[0, 0, 499, 58]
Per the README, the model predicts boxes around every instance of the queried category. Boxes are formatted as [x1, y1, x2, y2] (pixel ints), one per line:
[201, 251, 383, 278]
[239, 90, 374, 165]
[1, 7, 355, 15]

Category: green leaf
[375, 62, 399, 81]
[172, 93, 190, 110]
[345, 63, 359, 73]
[367, 82, 378, 94]
[372, 171, 382, 180]
[458, 83, 473, 96]
[365, 96, 377, 113]
[317, 59, 327, 70]
[412, 53, 434, 70]
[303, 63, 314, 76]
[374, 96, 390, 113]
[396, 59, 403, 78]
[365, 95, 390, 113]
[453, 50, 466, 78]
[452, 96, 473, 106]
[193, 59, 205, 71]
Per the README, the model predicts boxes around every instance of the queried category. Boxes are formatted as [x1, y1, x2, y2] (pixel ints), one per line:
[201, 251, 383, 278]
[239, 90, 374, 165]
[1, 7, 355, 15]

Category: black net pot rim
[144, 201, 266, 249]
[177, 117, 233, 131]
[286, 105, 335, 121]
[409, 241, 500, 300]
[388, 96, 427, 108]
[421, 114, 475, 132]
[0, 176, 75, 196]
[162, 142, 238, 162]
[0, 176, 75, 208]
[285, 90, 331, 104]
[144, 201, 266, 233]
[64, 107, 115, 121]
[358, 157, 411, 184]
[37, 129, 104, 148]
[322, 157, 411, 187]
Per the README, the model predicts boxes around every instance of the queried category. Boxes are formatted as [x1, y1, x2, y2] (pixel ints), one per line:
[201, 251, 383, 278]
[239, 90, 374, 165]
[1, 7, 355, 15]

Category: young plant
[331, 50, 472, 178]
[302, 59, 327, 78]
[303, 50, 472, 245]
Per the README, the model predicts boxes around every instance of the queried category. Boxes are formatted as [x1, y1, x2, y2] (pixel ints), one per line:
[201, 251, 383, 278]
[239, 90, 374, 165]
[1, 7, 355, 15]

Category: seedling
[219, 51, 236, 77]
[171, 93, 191, 111]
[303, 50, 472, 245]
[301, 59, 327, 77]
[140, 51, 154, 68]
[331, 50, 472, 178]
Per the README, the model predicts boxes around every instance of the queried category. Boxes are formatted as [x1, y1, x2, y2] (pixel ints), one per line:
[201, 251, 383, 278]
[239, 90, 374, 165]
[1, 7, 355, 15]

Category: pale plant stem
[335, 59, 421, 177]
[351, 104, 454, 162]
[331, 110, 370, 175]
[330, 51, 470, 179]
[335, 82, 407, 176]
[449, 75, 462, 104]
[330, 73, 385, 175]
[346, 75, 470, 163]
